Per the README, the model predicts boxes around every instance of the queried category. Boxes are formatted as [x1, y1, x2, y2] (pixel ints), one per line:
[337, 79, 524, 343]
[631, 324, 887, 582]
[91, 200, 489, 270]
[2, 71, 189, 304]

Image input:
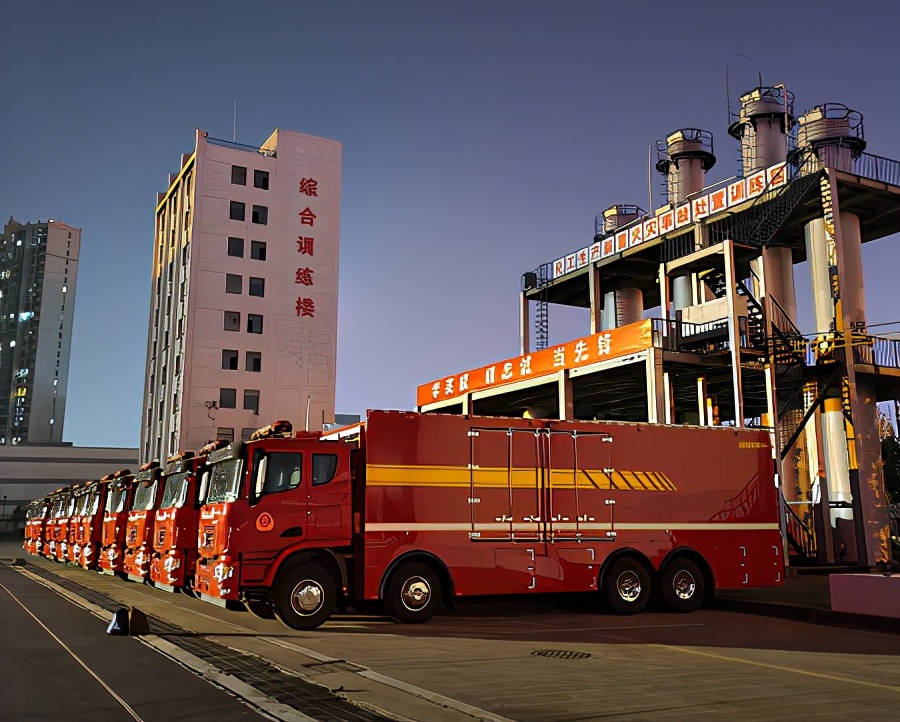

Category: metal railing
[853, 335, 900, 368]
[783, 499, 816, 559]
[205, 135, 276, 157]
[651, 317, 750, 353]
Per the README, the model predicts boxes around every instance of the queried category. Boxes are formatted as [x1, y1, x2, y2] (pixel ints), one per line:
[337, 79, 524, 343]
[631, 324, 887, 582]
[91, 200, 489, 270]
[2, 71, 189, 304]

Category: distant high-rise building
[140, 129, 342, 462]
[0, 217, 81, 445]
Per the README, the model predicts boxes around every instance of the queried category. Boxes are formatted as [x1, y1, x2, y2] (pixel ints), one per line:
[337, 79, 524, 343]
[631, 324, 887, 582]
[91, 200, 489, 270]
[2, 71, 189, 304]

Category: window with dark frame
[241, 427, 255, 442]
[225, 274, 242, 294]
[246, 351, 261, 372]
[247, 314, 263, 334]
[243, 389, 260, 414]
[219, 388, 237, 409]
[251, 205, 268, 225]
[253, 170, 269, 190]
[227, 237, 244, 257]
[250, 240, 267, 261]
[224, 311, 240, 331]
[229, 201, 245, 221]
[249, 277, 265, 297]
[217, 427, 235, 442]
[231, 166, 247, 185]
[222, 349, 238, 370]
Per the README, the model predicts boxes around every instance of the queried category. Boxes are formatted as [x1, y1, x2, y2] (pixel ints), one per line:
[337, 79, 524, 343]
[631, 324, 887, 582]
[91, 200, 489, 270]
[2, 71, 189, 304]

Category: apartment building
[0, 217, 80, 445]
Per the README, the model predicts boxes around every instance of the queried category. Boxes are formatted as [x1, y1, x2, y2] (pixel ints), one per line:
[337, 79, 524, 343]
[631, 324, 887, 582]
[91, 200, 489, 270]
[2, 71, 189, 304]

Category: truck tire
[602, 557, 651, 615]
[385, 561, 442, 624]
[660, 558, 705, 612]
[274, 562, 335, 630]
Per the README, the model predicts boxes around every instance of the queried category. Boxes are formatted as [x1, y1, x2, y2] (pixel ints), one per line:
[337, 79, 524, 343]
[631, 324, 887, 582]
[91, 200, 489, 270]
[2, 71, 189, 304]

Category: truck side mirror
[254, 456, 268, 498]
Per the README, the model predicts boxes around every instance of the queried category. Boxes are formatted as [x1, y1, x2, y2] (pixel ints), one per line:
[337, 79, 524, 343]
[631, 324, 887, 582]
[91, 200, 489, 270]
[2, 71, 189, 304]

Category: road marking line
[656, 644, 900, 693]
[6, 567, 308, 722]
[487, 623, 705, 635]
[0, 580, 145, 722]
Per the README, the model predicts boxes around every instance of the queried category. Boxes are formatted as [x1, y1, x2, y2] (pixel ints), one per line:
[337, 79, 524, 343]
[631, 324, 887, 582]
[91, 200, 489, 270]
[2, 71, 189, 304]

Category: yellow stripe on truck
[365, 464, 676, 491]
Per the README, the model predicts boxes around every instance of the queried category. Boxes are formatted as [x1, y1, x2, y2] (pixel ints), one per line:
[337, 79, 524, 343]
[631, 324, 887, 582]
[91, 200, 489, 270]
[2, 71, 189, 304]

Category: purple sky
[2, 0, 898, 448]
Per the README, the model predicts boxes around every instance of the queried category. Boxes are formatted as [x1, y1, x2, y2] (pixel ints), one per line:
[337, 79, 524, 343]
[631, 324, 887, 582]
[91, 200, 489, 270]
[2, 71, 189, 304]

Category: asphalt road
[0, 565, 274, 722]
[3, 540, 899, 722]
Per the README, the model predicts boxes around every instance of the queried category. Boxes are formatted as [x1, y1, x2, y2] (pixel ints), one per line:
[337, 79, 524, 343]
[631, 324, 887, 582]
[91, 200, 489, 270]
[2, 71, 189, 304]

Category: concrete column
[519, 292, 530, 355]
[838, 212, 865, 327]
[616, 287, 643, 327]
[696, 377, 707, 426]
[760, 247, 797, 318]
[558, 370, 573, 421]
[673, 276, 692, 311]
[588, 267, 602, 335]
[724, 239, 744, 426]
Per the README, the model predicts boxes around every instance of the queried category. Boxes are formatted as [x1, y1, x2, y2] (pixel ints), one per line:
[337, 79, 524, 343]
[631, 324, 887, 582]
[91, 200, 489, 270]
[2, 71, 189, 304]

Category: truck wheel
[602, 557, 651, 615]
[661, 558, 705, 612]
[274, 562, 335, 630]
[386, 562, 441, 624]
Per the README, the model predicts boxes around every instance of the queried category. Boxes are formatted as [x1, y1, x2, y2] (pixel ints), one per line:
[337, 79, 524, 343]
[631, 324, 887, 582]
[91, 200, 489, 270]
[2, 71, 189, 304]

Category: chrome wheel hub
[290, 579, 324, 615]
[615, 571, 642, 602]
[400, 576, 431, 611]
[672, 570, 696, 600]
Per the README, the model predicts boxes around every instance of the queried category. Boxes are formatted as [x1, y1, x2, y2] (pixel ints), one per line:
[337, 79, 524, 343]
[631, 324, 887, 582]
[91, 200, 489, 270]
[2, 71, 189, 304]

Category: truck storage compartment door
[547, 429, 615, 542]
[468, 427, 543, 542]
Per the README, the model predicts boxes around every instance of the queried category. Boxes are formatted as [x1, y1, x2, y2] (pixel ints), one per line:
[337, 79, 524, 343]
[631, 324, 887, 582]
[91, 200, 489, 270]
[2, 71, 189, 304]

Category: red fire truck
[78, 477, 111, 569]
[44, 487, 73, 562]
[150, 450, 208, 592]
[66, 484, 87, 564]
[24, 497, 51, 556]
[194, 411, 783, 629]
[123, 462, 163, 583]
[99, 468, 135, 574]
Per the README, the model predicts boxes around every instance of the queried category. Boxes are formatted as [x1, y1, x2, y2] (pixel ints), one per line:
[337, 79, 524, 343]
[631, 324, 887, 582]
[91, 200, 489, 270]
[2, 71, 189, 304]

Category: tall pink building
[140, 129, 341, 462]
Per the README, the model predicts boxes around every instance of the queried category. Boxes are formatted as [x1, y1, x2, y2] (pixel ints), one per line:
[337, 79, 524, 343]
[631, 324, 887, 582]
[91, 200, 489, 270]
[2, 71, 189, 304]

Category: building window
[222, 349, 238, 370]
[253, 170, 269, 190]
[251, 205, 268, 225]
[250, 240, 267, 261]
[231, 166, 247, 185]
[249, 277, 265, 297]
[241, 427, 255, 442]
[229, 201, 245, 221]
[247, 314, 263, 334]
[224, 311, 240, 331]
[244, 389, 260, 414]
[217, 427, 235, 442]
[225, 274, 242, 294]
[246, 351, 261, 372]
[219, 388, 237, 409]
[227, 236, 244, 257]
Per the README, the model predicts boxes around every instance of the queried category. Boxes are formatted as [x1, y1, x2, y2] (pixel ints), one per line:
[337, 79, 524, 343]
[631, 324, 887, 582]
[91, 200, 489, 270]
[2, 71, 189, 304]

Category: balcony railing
[651, 317, 751, 353]
[853, 335, 900, 368]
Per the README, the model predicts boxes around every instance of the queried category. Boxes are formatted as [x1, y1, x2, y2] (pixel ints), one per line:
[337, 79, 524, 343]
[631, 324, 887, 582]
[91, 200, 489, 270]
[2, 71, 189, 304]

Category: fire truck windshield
[205, 459, 242, 504]
[106, 488, 127, 514]
[160, 472, 190, 509]
[86, 489, 101, 516]
[132, 480, 159, 511]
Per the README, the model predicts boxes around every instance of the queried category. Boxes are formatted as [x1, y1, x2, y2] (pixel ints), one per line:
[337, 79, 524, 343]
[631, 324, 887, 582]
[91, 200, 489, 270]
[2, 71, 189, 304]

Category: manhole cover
[531, 649, 591, 660]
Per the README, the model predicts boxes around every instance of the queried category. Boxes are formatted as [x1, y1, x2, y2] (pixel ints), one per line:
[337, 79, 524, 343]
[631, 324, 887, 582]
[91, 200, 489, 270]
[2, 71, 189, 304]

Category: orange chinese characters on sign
[767, 162, 787, 188]
[692, 195, 710, 220]
[589, 242, 601, 262]
[710, 188, 727, 214]
[553, 258, 565, 277]
[674, 204, 692, 228]
[416, 319, 654, 406]
[643, 217, 659, 241]
[256, 512, 275, 532]
[747, 170, 766, 197]
[629, 224, 643, 247]
[602, 238, 614, 257]
[728, 179, 747, 207]
[659, 210, 675, 235]
[615, 230, 628, 252]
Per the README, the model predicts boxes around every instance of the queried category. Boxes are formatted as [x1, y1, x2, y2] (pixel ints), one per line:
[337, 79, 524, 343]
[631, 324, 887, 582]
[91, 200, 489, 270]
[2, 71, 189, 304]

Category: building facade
[0, 218, 80, 445]
[140, 129, 342, 462]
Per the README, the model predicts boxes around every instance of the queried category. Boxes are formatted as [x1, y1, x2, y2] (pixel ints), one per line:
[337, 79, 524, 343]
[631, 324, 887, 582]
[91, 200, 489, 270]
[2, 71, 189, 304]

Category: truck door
[306, 447, 352, 544]
[546, 429, 615, 542]
[248, 448, 307, 547]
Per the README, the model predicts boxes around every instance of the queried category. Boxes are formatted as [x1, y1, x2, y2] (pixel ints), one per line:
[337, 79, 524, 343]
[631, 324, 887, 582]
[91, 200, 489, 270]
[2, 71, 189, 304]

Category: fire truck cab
[44, 487, 72, 562]
[123, 461, 163, 583]
[150, 450, 208, 592]
[75, 479, 108, 569]
[99, 468, 135, 574]
[24, 497, 51, 556]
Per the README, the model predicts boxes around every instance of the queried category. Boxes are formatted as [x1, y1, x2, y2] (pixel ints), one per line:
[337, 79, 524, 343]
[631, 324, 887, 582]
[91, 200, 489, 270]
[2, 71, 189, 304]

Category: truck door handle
[280, 527, 303, 538]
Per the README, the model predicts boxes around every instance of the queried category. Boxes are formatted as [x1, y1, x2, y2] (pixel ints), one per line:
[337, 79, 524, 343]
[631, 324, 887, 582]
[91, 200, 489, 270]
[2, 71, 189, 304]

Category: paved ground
[0, 566, 273, 722]
[3, 540, 899, 721]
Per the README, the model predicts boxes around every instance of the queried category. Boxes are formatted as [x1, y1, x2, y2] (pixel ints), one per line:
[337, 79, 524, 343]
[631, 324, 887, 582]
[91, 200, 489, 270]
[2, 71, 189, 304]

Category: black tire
[601, 557, 652, 615]
[385, 561, 442, 624]
[274, 562, 336, 630]
[660, 558, 705, 612]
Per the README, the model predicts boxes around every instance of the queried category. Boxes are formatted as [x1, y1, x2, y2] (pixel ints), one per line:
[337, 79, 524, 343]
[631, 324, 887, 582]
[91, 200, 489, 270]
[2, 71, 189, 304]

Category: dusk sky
[2, 0, 898, 449]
